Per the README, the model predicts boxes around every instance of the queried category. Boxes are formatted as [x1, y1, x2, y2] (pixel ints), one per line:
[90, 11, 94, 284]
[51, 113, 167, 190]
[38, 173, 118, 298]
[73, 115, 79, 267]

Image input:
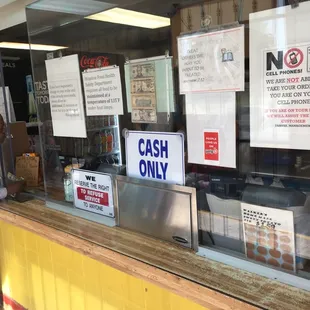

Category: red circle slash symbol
[284, 48, 304, 68]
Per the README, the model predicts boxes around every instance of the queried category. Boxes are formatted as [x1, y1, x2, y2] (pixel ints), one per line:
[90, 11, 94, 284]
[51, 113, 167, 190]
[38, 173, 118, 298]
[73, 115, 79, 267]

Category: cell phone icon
[289, 52, 298, 65]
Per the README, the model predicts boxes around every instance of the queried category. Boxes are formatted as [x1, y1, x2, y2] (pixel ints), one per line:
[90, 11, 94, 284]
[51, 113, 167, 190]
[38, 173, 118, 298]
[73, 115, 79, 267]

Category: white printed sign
[82, 66, 124, 116]
[186, 92, 236, 168]
[45, 54, 87, 138]
[125, 131, 185, 185]
[0, 87, 15, 122]
[241, 202, 296, 273]
[178, 25, 244, 93]
[72, 169, 114, 217]
[250, 2, 310, 149]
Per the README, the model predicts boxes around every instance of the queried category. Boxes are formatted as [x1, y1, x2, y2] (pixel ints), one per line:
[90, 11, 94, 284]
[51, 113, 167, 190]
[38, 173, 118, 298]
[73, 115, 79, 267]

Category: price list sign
[241, 202, 296, 273]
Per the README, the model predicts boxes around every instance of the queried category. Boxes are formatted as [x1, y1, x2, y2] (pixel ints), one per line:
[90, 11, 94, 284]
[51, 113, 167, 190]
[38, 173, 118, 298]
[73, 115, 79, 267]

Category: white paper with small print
[45, 54, 87, 138]
[178, 25, 244, 93]
[82, 66, 124, 116]
[241, 202, 296, 273]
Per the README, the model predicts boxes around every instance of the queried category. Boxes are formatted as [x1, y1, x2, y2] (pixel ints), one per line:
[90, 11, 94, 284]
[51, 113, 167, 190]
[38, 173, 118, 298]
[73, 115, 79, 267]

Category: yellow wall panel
[54, 263, 71, 310]
[40, 259, 57, 310]
[143, 281, 171, 310]
[0, 220, 209, 310]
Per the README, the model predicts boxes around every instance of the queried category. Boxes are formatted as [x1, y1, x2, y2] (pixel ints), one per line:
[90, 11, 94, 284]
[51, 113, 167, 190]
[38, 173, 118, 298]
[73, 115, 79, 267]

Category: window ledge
[0, 199, 309, 310]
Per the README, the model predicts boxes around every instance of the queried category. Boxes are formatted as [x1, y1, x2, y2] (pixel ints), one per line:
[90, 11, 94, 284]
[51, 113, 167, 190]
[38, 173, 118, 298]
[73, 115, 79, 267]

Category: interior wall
[169, 0, 276, 63]
[180, 0, 275, 32]
[0, 0, 35, 31]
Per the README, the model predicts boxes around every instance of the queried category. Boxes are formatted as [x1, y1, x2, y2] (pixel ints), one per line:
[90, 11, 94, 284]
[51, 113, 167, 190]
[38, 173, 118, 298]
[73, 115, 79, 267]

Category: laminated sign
[250, 2, 310, 149]
[186, 92, 236, 168]
[125, 131, 185, 185]
[241, 202, 296, 273]
[82, 65, 124, 116]
[72, 169, 114, 218]
[178, 25, 245, 93]
[45, 54, 87, 138]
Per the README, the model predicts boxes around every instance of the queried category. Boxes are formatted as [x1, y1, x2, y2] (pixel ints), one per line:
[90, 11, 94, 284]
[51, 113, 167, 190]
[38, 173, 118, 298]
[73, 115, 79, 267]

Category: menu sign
[241, 202, 296, 273]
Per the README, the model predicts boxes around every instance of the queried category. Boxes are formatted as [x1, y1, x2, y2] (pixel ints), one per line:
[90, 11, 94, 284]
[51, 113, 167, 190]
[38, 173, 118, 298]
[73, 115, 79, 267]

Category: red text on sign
[204, 132, 219, 161]
[77, 187, 109, 206]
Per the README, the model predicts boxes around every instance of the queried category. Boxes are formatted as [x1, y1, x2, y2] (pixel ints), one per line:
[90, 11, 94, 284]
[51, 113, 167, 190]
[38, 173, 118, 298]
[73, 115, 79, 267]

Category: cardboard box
[16, 156, 39, 187]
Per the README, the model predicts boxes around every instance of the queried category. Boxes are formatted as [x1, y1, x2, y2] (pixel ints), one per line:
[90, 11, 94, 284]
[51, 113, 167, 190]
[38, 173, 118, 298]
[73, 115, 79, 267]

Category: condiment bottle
[101, 131, 107, 153]
[106, 130, 113, 153]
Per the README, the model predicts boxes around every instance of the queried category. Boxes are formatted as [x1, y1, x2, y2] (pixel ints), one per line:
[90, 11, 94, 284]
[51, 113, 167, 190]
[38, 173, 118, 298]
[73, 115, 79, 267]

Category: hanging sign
[186, 92, 236, 168]
[250, 2, 310, 149]
[124, 56, 175, 114]
[241, 202, 296, 273]
[130, 61, 157, 123]
[45, 54, 87, 138]
[178, 25, 244, 93]
[72, 169, 115, 218]
[0, 87, 15, 122]
[125, 131, 185, 185]
[82, 66, 124, 116]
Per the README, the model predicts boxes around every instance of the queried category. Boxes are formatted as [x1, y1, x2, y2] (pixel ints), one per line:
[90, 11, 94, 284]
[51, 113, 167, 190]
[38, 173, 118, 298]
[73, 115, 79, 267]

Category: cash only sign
[72, 169, 115, 218]
[125, 131, 185, 185]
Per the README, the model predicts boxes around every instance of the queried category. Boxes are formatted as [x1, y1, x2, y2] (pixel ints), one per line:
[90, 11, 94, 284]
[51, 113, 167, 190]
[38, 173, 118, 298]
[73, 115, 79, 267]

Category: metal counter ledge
[0, 199, 309, 310]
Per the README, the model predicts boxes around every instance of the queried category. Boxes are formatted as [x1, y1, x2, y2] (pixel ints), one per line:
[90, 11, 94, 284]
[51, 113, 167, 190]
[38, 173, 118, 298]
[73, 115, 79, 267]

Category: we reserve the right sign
[250, 2, 310, 150]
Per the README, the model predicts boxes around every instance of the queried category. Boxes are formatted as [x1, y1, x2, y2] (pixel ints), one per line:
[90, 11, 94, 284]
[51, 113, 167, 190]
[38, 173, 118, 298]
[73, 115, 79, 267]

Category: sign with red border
[72, 169, 114, 218]
[284, 48, 304, 68]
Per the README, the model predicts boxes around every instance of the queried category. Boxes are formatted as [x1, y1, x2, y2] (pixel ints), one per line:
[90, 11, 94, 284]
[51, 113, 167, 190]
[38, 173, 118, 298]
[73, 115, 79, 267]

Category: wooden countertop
[0, 199, 309, 310]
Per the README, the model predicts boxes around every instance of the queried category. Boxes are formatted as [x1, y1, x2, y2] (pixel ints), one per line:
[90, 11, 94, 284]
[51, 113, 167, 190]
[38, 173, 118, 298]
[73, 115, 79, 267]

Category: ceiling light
[27, 0, 115, 16]
[86, 8, 170, 29]
[0, 42, 67, 51]
[2, 56, 20, 61]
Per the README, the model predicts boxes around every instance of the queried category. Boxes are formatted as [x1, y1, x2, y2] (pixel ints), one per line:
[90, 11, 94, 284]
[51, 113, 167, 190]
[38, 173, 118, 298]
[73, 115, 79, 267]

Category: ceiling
[1, 0, 184, 42]
[0, 0, 16, 8]
[0, 23, 28, 42]
[0, 0, 202, 59]
[0, 0, 203, 39]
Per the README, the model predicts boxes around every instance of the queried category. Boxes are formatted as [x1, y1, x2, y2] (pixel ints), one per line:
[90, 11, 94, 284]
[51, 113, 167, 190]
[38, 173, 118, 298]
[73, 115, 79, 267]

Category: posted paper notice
[45, 54, 87, 138]
[241, 202, 296, 273]
[82, 66, 124, 116]
[250, 2, 310, 149]
[130, 62, 157, 123]
[0, 87, 15, 122]
[72, 169, 115, 218]
[186, 92, 236, 168]
[178, 25, 244, 93]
